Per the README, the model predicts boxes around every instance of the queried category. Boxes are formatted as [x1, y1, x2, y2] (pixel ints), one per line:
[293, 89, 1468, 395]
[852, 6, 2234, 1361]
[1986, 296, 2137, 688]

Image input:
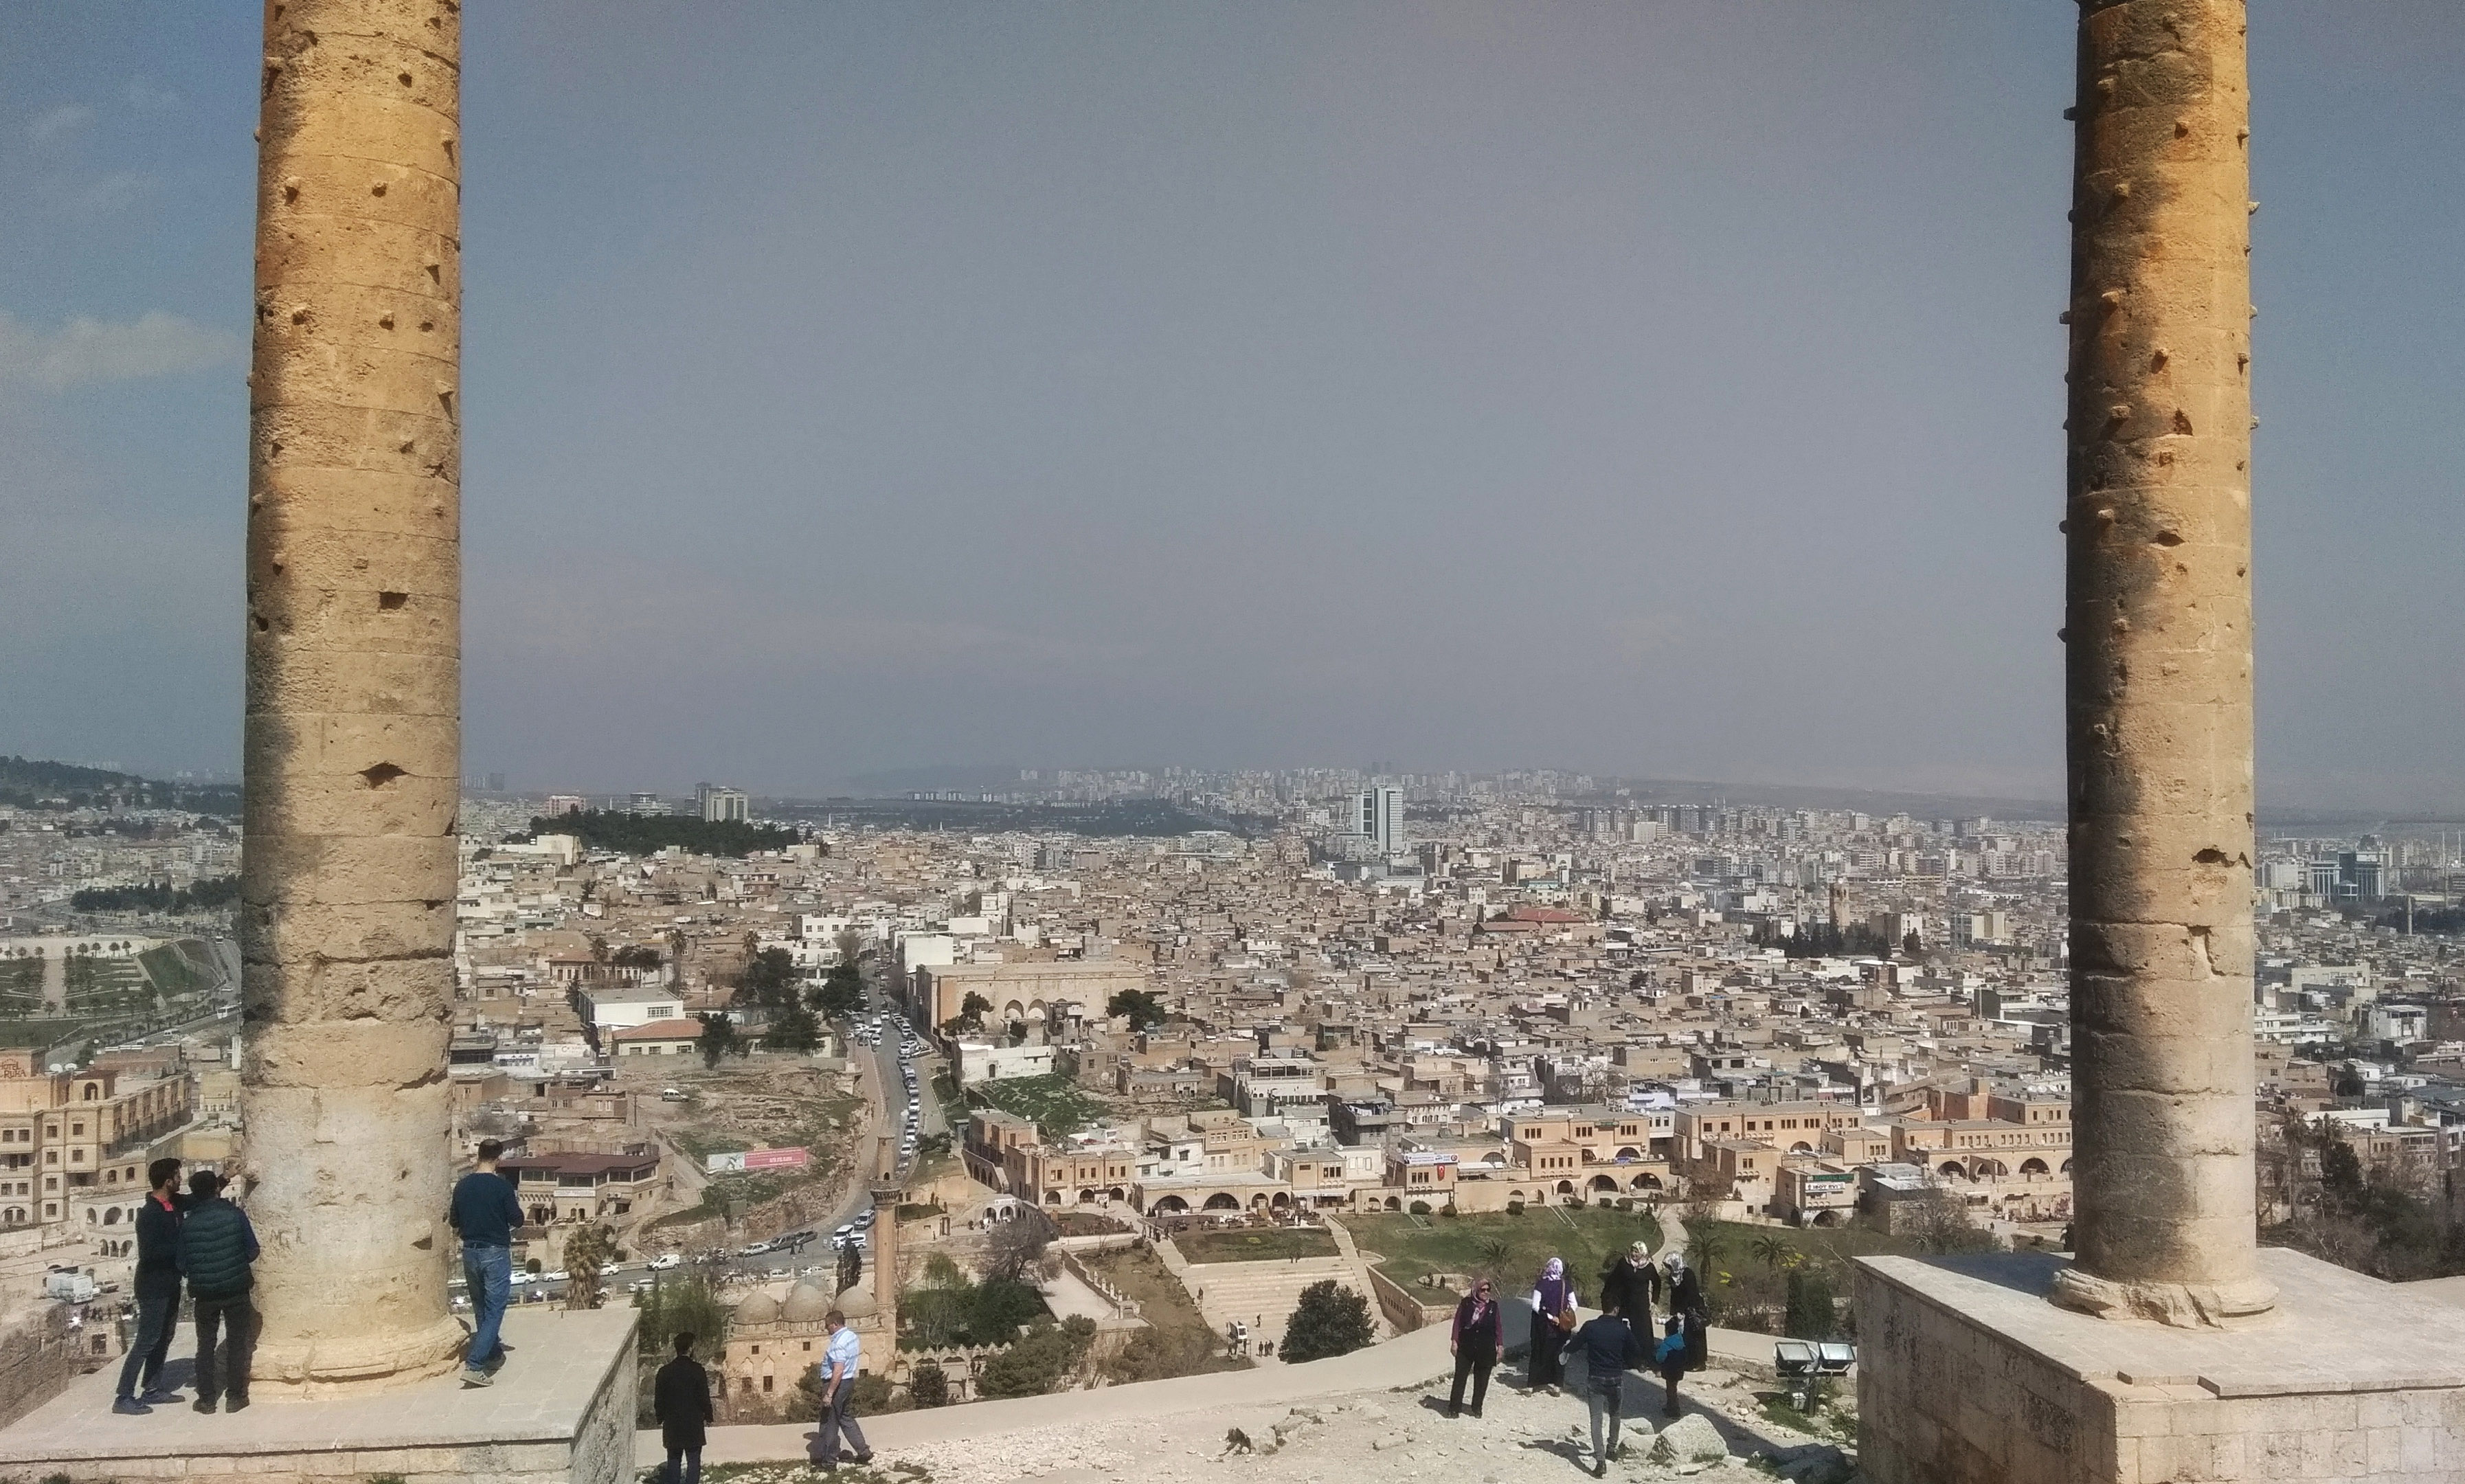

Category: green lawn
[1683, 1217, 1927, 1270]
[1173, 1227, 1339, 1263]
[965, 1074, 1107, 1140]
[1343, 1206, 1663, 1298]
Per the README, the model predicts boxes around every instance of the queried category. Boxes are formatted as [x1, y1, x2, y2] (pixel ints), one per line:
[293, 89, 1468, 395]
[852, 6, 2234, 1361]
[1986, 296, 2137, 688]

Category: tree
[1906, 1187, 1995, 1255]
[1749, 1232, 1792, 1272]
[976, 1316, 1094, 1398]
[809, 960, 864, 1022]
[634, 1272, 728, 1359]
[763, 1007, 822, 1054]
[981, 1217, 1052, 1285]
[589, 933, 610, 964]
[1784, 1268, 1838, 1340]
[697, 1013, 740, 1070]
[563, 1222, 618, 1309]
[1106, 988, 1167, 1031]
[1279, 1279, 1375, 1364]
[907, 1361, 950, 1407]
[960, 992, 993, 1029]
[739, 947, 799, 1009]
[611, 944, 662, 971]
[835, 1238, 864, 1296]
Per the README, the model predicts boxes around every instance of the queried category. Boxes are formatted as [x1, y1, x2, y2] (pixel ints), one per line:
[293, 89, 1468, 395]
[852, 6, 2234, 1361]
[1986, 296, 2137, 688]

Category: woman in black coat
[1663, 1253, 1709, 1375]
[1445, 1278, 1504, 1418]
[654, 1331, 716, 1484]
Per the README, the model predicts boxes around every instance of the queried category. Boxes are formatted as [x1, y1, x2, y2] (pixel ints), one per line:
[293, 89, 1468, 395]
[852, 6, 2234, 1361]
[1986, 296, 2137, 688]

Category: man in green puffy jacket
[175, 1169, 260, 1414]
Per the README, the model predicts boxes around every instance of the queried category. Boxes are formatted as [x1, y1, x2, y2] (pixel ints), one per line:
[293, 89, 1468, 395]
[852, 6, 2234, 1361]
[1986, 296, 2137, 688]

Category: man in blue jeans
[111, 1158, 185, 1415]
[447, 1138, 526, 1388]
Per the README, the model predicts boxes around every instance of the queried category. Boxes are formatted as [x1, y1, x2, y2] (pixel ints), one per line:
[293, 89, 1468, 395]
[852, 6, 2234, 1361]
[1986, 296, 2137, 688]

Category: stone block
[0, 1308, 636, 1484]
[1856, 1248, 2465, 1484]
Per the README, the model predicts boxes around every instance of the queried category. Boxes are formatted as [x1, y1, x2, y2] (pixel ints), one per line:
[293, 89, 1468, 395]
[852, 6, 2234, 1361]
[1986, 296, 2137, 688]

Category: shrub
[1280, 1280, 1375, 1364]
[1408, 1201, 1432, 1216]
[908, 1361, 951, 1407]
[1506, 1200, 1525, 1215]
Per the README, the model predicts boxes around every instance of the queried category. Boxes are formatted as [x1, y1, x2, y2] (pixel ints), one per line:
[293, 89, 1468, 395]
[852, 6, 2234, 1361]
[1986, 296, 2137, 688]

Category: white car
[542, 1270, 569, 1283]
[510, 1271, 532, 1286]
[649, 1252, 683, 1271]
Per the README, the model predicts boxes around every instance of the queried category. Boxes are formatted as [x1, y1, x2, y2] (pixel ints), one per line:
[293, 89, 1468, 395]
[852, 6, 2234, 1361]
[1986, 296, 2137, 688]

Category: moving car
[649, 1252, 684, 1271]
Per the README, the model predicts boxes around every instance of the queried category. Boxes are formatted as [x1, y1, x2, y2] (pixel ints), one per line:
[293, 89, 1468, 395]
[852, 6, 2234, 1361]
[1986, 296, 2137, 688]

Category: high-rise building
[697, 783, 750, 824]
[1352, 787, 1406, 855]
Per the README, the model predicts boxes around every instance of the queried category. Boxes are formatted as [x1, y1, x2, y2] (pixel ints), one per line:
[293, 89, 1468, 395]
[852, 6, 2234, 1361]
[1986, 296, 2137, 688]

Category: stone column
[240, 0, 467, 1391]
[2052, 0, 2273, 1327]
[870, 1137, 903, 1338]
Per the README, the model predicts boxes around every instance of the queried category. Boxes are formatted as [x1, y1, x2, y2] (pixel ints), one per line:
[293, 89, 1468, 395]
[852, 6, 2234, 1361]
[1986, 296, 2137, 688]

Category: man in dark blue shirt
[447, 1138, 526, 1387]
[112, 1158, 185, 1414]
[1571, 1301, 1648, 1478]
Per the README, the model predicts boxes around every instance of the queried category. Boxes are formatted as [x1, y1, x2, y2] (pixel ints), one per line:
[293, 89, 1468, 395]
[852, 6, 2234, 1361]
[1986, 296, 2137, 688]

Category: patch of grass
[1344, 1206, 1663, 1298]
[1174, 1226, 1338, 1263]
[965, 1073, 1106, 1141]
[1079, 1245, 1251, 1376]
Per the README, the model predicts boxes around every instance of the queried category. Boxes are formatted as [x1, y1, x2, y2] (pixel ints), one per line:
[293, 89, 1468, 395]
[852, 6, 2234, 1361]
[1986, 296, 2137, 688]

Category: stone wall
[0, 1307, 87, 1430]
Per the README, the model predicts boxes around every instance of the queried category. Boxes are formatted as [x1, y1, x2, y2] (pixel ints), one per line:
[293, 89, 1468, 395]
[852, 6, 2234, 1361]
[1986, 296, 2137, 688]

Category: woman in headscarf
[1445, 1277, 1502, 1418]
[1527, 1256, 1578, 1395]
[1663, 1250, 1709, 1403]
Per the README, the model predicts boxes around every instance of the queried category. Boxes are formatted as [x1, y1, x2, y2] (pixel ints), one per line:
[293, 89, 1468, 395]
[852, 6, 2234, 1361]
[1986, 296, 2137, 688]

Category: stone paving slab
[0, 1306, 637, 1463]
[1858, 1248, 2465, 1396]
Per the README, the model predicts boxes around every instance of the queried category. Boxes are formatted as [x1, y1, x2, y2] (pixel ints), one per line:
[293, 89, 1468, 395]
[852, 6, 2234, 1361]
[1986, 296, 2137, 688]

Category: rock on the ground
[1647, 1413, 1731, 1465]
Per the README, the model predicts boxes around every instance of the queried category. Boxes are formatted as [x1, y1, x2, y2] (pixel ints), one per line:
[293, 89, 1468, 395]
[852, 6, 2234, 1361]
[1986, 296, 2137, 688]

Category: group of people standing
[111, 1158, 262, 1416]
[1445, 1239, 1710, 1478]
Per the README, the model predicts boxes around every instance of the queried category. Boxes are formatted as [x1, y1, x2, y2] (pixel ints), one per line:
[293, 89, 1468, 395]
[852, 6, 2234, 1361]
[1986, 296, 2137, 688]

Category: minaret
[240, 0, 468, 1390]
[869, 1136, 903, 1342]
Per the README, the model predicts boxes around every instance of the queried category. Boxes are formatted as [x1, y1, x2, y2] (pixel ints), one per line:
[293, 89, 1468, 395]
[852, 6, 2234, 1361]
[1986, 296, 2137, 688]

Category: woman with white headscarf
[1527, 1255, 1578, 1395]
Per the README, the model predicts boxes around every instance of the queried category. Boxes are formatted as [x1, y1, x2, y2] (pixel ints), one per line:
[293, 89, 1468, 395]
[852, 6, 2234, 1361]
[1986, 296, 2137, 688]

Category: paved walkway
[1321, 1217, 1395, 1338]
[660, 1324, 1456, 1464]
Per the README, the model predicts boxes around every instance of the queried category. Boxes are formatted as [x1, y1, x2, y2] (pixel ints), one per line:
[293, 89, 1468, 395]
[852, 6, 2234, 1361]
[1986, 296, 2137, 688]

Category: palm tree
[1750, 1232, 1790, 1271]
[1691, 1232, 1727, 1273]
[562, 1222, 617, 1309]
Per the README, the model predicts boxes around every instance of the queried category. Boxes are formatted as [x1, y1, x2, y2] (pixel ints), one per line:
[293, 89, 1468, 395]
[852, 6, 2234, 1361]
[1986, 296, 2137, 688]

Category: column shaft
[240, 0, 467, 1391]
[2055, 0, 2272, 1326]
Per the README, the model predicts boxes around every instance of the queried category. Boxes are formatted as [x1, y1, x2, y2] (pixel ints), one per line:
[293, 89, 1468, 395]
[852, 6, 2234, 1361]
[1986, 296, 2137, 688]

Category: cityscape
[5, 4, 2463, 1484]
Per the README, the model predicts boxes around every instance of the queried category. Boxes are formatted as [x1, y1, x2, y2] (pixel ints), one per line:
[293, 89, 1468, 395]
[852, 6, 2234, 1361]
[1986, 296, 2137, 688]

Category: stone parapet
[1855, 1249, 2465, 1484]
[0, 1307, 636, 1484]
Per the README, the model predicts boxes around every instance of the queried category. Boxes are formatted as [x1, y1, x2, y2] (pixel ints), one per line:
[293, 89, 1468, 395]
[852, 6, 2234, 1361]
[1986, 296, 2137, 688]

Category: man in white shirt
[812, 1309, 873, 1471]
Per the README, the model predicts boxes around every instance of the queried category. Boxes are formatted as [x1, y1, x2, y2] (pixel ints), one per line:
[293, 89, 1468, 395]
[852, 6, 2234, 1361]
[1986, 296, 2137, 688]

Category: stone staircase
[1181, 1256, 1369, 1352]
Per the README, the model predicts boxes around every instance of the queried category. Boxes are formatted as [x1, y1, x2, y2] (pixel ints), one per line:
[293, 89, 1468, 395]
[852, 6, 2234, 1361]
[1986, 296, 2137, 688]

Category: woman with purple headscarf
[1527, 1256, 1578, 1395]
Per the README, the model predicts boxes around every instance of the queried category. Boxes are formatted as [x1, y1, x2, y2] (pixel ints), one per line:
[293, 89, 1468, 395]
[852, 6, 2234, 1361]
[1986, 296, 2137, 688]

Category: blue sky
[3, 3, 2459, 809]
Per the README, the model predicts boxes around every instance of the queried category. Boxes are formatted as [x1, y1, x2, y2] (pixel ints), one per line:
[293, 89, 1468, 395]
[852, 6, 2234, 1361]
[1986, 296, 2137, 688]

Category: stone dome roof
[735, 1291, 780, 1325]
[780, 1282, 834, 1323]
[833, 1284, 879, 1320]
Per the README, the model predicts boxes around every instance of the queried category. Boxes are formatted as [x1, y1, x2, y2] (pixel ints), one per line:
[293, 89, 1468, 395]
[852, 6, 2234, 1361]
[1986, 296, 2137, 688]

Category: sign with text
[706, 1147, 810, 1175]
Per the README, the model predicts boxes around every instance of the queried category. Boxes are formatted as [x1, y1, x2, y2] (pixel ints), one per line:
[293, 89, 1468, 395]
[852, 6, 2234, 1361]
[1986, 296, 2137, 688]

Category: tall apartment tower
[697, 783, 750, 824]
[1353, 787, 1406, 855]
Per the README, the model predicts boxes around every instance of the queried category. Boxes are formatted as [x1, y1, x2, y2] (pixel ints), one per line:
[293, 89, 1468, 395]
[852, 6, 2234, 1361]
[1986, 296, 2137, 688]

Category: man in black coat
[112, 1158, 185, 1414]
[654, 1331, 715, 1484]
[175, 1169, 259, 1414]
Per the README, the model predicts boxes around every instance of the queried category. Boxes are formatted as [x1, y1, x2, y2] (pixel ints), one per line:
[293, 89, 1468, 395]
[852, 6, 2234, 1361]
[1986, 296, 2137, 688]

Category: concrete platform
[0, 1307, 637, 1484]
[1855, 1247, 2465, 1484]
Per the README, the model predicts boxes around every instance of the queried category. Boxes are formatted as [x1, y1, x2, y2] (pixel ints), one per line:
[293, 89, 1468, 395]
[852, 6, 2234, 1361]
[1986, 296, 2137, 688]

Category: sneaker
[1546, 1384, 1562, 1397]
[138, 1388, 180, 1406]
[1592, 1463, 1607, 1479]
[461, 1369, 495, 1388]
[851, 1454, 873, 1466]
[111, 1397, 151, 1416]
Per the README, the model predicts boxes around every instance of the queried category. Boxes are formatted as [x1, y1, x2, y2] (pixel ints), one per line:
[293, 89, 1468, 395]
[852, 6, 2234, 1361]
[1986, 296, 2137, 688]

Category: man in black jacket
[653, 1331, 716, 1484]
[175, 1170, 260, 1415]
[111, 1158, 185, 1415]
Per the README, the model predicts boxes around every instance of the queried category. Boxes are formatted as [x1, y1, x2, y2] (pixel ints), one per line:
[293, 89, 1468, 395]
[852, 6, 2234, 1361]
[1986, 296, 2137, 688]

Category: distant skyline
[4, 5, 2461, 812]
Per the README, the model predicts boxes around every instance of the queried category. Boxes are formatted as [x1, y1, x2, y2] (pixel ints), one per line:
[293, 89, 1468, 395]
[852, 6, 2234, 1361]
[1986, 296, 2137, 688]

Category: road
[456, 956, 947, 1312]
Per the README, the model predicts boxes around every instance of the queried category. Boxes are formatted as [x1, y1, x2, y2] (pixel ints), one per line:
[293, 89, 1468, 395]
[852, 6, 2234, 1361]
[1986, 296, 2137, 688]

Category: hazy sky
[3, 3, 2460, 809]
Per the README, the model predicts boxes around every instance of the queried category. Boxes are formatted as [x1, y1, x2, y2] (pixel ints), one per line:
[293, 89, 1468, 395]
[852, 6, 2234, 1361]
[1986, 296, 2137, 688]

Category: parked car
[649, 1252, 684, 1271]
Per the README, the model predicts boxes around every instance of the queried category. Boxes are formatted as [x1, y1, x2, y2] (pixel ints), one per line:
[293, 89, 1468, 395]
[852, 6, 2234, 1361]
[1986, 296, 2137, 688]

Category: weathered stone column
[240, 0, 466, 1391]
[2053, 0, 2273, 1327]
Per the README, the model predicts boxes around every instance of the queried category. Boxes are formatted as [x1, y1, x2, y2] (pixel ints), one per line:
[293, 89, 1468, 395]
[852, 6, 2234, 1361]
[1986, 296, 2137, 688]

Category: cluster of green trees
[903, 1253, 1050, 1351]
[2268, 1121, 2465, 1280]
[1279, 1279, 1375, 1364]
[526, 809, 797, 859]
[1783, 1268, 1840, 1340]
[70, 876, 240, 914]
[1748, 920, 1906, 958]
[1105, 987, 1167, 1030]
[633, 1272, 729, 1359]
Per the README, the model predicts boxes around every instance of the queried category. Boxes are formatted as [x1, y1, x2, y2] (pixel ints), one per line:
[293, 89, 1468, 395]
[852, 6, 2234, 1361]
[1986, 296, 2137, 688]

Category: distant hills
[0, 756, 241, 816]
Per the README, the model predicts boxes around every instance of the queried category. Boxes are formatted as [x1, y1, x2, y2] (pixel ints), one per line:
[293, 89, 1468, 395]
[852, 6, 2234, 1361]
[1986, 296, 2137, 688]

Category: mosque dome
[735, 1291, 780, 1325]
[780, 1282, 834, 1324]
[833, 1285, 879, 1320]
